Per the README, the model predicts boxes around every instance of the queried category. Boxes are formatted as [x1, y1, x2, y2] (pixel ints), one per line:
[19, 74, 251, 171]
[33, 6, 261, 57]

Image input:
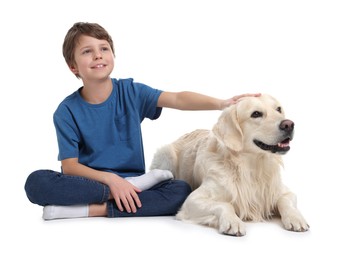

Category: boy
[25, 22, 259, 220]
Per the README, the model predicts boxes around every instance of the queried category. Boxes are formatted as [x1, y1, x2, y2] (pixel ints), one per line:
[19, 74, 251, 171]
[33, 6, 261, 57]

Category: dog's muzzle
[254, 119, 294, 154]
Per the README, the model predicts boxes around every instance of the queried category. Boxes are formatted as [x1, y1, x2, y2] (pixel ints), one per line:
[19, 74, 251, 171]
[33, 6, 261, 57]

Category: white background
[1, 0, 341, 259]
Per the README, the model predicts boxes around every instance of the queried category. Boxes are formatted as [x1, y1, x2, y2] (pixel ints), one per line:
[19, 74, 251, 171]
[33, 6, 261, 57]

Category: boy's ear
[69, 65, 78, 75]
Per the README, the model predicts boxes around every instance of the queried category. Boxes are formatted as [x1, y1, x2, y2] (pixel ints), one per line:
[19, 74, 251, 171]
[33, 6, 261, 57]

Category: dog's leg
[277, 192, 309, 232]
[176, 186, 246, 236]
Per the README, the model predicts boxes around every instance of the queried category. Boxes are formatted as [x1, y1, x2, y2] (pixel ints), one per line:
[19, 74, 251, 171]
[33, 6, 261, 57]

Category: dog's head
[212, 94, 294, 154]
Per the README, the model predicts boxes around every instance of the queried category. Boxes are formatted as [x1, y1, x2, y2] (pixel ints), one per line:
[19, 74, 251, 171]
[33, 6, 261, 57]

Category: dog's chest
[222, 166, 282, 221]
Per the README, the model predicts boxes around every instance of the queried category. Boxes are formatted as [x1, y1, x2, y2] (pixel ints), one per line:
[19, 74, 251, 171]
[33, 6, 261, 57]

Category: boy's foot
[43, 205, 89, 220]
[125, 169, 174, 191]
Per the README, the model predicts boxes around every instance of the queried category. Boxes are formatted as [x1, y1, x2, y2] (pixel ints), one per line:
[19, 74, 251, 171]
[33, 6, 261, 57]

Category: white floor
[3, 203, 338, 260]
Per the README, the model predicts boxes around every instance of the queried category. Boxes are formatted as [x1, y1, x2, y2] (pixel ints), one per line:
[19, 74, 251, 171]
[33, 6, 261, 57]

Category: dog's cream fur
[151, 94, 309, 236]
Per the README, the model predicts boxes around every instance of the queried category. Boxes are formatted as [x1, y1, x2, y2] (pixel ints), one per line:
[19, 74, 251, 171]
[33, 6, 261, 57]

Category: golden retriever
[150, 94, 309, 236]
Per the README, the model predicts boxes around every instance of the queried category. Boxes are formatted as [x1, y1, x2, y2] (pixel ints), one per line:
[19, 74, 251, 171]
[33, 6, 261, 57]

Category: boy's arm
[62, 158, 141, 213]
[157, 91, 260, 110]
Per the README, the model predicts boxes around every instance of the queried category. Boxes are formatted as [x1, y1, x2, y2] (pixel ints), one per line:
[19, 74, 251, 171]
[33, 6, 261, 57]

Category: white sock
[43, 204, 89, 220]
[125, 169, 173, 191]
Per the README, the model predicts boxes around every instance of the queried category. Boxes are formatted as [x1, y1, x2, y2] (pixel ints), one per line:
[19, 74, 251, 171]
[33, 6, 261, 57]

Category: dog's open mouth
[253, 138, 291, 154]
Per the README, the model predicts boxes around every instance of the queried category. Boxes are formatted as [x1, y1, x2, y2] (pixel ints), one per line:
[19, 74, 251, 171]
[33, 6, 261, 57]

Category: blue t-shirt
[53, 78, 163, 178]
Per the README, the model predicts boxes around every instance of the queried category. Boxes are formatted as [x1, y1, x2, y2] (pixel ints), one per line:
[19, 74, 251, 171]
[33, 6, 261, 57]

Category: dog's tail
[149, 144, 178, 176]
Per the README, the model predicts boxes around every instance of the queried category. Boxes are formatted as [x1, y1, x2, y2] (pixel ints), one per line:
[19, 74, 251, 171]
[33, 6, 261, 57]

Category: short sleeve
[130, 81, 163, 120]
[53, 106, 80, 161]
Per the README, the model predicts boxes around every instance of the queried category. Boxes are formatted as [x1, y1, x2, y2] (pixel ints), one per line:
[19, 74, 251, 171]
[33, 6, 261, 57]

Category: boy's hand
[221, 93, 261, 110]
[107, 174, 142, 213]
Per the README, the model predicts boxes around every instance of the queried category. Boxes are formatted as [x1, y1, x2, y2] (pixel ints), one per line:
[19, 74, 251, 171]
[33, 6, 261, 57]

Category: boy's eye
[82, 49, 92, 54]
[101, 47, 109, 51]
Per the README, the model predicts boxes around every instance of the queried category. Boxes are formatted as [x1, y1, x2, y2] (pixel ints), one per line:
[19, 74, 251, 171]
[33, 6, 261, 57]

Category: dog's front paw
[281, 209, 309, 232]
[219, 215, 246, 236]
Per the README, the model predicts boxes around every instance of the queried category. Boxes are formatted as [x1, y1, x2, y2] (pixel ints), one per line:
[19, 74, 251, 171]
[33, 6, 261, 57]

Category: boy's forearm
[177, 91, 223, 110]
[162, 91, 224, 111]
[61, 158, 114, 185]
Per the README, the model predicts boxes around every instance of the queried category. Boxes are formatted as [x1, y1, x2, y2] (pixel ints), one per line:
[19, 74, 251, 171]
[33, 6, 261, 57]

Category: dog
[150, 94, 309, 236]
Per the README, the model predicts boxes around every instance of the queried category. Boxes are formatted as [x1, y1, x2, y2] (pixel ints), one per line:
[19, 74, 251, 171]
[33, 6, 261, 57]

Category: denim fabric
[25, 170, 191, 217]
[24, 170, 110, 206]
[106, 180, 191, 217]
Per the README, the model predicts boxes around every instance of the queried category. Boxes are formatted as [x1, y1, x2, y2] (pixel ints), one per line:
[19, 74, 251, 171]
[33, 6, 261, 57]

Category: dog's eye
[251, 111, 263, 118]
[276, 107, 282, 113]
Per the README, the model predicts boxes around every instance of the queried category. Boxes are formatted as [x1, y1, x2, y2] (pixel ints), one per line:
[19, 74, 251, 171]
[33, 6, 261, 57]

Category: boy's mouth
[92, 64, 106, 69]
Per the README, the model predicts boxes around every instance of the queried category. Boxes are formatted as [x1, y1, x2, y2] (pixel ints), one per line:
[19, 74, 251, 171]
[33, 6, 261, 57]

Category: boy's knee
[173, 180, 192, 197]
[24, 170, 54, 206]
[169, 180, 192, 205]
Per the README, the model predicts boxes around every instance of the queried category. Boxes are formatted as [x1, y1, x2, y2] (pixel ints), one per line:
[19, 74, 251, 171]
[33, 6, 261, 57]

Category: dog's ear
[212, 106, 243, 151]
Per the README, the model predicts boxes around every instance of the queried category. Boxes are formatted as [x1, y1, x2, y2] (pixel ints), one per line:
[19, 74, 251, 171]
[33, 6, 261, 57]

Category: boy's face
[71, 35, 114, 81]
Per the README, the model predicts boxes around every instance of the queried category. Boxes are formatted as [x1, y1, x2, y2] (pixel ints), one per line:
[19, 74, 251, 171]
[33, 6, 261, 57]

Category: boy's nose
[94, 51, 103, 59]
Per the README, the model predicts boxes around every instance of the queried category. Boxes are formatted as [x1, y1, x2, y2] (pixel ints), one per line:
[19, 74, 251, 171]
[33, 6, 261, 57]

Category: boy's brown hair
[62, 22, 115, 77]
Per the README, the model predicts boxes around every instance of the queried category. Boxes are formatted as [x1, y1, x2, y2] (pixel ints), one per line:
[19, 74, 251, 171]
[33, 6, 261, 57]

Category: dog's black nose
[279, 119, 294, 133]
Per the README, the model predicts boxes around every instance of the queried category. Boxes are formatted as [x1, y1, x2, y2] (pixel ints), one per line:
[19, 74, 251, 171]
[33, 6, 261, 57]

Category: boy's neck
[81, 77, 113, 104]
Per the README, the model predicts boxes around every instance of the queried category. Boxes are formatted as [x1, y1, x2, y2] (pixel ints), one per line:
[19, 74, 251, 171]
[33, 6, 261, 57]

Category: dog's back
[150, 129, 210, 189]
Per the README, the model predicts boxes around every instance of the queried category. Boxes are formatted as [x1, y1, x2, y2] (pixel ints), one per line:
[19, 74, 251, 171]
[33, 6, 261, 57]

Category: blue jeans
[24, 170, 192, 217]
